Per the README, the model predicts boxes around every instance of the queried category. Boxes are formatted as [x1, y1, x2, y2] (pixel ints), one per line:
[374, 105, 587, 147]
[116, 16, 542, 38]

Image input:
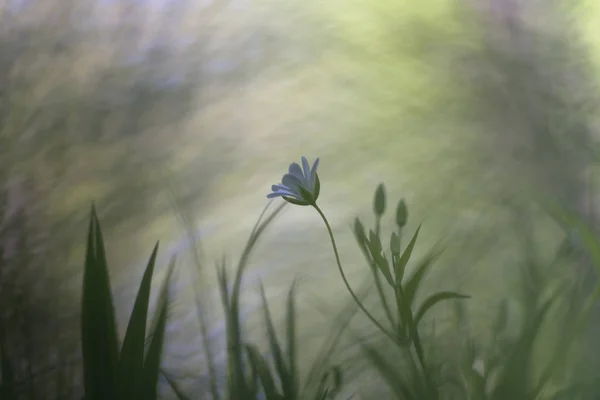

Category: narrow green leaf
[367, 230, 382, 254]
[366, 230, 395, 285]
[351, 218, 396, 328]
[360, 342, 416, 399]
[116, 242, 159, 399]
[216, 259, 230, 315]
[145, 256, 176, 348]
[245, 344, 282, 399]
[259, 284, 294, 399]
[141, 259, 176, 400]
[286, 281, 298, 397]
[140, 295, 168, 400]
[375, 252, 395, 287]
[414, 291, 470, 327]
[403, 243, 444, 308]
[160, 370, 192, 400]
[353, 218, 367, 244]
[81, 205, 119, 400]
[314, 366, 342, 400]
[395, 225, 421, 287]
[493, 294, 556, 400]
[217, 259, 247, 399]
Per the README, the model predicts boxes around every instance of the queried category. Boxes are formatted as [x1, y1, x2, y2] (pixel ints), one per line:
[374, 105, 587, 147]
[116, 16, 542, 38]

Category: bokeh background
[2, 0, 600, 398]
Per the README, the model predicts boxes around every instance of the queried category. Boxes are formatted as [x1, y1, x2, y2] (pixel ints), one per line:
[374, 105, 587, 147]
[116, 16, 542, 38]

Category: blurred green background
[2, 0, 600, 398]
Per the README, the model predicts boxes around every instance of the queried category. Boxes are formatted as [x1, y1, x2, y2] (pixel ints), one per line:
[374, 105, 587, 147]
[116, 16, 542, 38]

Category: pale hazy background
[2, 0, 600, 398]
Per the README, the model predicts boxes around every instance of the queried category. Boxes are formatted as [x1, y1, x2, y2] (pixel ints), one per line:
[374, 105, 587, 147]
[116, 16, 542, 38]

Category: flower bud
[395, 199, 408, 228]
[373, 183, 386, 217]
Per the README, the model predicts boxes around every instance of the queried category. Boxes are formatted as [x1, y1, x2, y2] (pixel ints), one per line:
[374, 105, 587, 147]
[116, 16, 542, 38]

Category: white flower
[267, 156, 320, 206]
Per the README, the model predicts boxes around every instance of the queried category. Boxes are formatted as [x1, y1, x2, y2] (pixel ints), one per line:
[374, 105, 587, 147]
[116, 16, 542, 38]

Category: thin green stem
[313, 204, 397, 343]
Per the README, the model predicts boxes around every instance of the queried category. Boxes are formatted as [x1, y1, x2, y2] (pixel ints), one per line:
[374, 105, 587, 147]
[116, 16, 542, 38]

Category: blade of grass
[217, 257, 248, 399]
[165, 180, 220, 400]
[352, 218, 396, 332]
[360, 341, 416, 399]
[245, 344, 281, 399]
[402, 246, 445, 309]
[81, 205, 119, 400]
[492, 292, 556, 400]
[224, 202, 286, 399]
[286, 280, 298, 399]
[259, 283, 294, 399]
[140, 257, 176, 400]
[394, 225, 421, 287]
[116, 242, 159, 399]
[160, 369, 192, 400]
[145, 256, 177, 348]
[140, 293, 169, 400]
[314, 366, 342, 400]
[413, 292, 470, 327]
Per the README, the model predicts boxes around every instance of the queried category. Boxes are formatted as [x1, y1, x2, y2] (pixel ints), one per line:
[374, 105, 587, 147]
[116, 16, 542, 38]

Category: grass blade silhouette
[81, 205, 119, 400]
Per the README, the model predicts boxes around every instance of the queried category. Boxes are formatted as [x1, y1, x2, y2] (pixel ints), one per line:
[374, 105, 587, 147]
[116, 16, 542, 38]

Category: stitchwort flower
[267, 156, 396, 343]
[267, 156, 320, 206]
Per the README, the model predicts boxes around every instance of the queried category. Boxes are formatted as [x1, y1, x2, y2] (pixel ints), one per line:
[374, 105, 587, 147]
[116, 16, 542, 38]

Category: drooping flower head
[267, 156, 320, 206]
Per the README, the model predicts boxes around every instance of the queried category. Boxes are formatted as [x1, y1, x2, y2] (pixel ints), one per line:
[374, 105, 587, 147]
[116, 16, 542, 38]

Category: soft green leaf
[314, 366, 342, 400]
[360, 342, 416, 399]
[354, 217, 366, 239]
[414, 291, 470, 327]
[394, 225, 422, 287]
[140, 259, 176, 400]
[365, 230, 395, 285]
[367, 230, 383, 254]
[228, 203, 285, 399]
[81, 205, 119, 400]
[140, 295, 168, 400]
[403, 243, 444, 307]
[217, 259, 248, 399]
[160, 370, 192, 400]
[116, 242, 159, 399]
[492, 293, 556, 400]
[259, 284, 294, 399]
[245, 344, 282, 400]
[146, 256, 176, 348]
[375, 252, 395, 287]
[286, 281, 298, 398]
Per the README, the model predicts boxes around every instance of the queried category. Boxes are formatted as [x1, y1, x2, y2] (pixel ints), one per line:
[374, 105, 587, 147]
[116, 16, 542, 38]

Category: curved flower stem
[313, 204, 398, 343]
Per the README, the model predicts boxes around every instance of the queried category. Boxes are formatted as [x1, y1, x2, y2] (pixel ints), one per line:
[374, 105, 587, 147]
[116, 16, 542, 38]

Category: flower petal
[282, 174, 304, 196]
[288, 163, 304, 180]
[268, 184, 298, 198]
[301, 157, 311, 181]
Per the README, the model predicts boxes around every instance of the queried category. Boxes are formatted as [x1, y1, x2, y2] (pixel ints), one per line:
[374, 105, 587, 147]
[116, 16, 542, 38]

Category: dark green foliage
[80, 205, 174, 400]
